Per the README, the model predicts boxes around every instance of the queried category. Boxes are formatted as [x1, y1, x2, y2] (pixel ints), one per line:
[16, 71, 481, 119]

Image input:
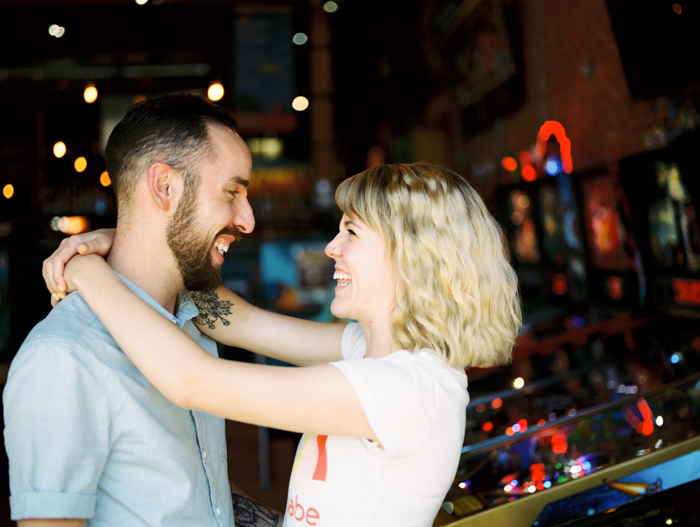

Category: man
[4, 95, 279, 526]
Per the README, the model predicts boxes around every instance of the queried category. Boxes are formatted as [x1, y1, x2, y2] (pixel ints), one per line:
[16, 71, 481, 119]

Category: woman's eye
[347, 229, 356, 236]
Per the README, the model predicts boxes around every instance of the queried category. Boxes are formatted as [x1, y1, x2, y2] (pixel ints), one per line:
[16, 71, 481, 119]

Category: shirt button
[216, 507, 221, 515]
[202, 451, 207, 459]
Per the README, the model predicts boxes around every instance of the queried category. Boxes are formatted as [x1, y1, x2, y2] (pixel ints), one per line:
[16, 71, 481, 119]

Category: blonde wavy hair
[335, 162, 521, 369]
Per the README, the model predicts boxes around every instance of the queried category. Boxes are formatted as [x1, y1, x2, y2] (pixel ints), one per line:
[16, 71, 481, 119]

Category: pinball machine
[464, 131, 700, 444]
[438, 373, 700, 526]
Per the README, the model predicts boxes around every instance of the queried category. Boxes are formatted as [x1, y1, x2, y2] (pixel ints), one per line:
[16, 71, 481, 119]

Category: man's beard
[166, 184, 241, 293]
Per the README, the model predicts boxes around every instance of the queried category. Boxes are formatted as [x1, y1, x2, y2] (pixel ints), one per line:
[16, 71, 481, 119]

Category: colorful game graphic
[539, 185, 566, 263]
[532, 449, 700, 527]
[443, 375, 700, 521]
[509, 190, 541, 265]
[648, 162, 700, 271]
[579, 174, 632, 271]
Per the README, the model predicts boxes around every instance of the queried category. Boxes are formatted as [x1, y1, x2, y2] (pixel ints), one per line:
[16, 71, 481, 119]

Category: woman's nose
[325, 237, 341, 258]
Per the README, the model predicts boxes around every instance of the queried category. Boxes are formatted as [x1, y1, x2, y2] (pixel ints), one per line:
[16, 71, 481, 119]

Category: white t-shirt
[283, 323, 469, 527]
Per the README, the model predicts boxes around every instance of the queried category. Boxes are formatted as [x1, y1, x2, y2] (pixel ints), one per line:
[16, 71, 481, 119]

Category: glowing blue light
[545, 160, 561, 176]
[512, 423, 521, 433]
[583, 461, 592, 471]
[573, 317, 585, 328]
[671, 354, 680, 364]
[511, 480, 519, 487]
[95, 198, 106, 216]
[543, 481, 552, 489]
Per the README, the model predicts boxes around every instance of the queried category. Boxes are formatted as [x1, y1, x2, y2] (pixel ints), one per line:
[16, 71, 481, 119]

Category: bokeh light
[53, 141, 67, 158]
[208, 83, 224, 102]
[502, 156, 518, 172]
[84, 84, 98, 104]
[293, 32, 308, 45]
[323, 1, 338, 13]
[100, 171, 111, 187]
[51, 216, 90, 235]
[48, 24, 65, 38]
[74, 157, 87, 173]
[292, 96, 309, 111]
[673, 4, 682, 14]
[513, 377, 525, 389]
[2, 184, 14, 199]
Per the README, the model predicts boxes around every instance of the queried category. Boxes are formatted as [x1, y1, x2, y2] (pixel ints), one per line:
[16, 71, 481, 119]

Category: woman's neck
[360, 318, 401, 359]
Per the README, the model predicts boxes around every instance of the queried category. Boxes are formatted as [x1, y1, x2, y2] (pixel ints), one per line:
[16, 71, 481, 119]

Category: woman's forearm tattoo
[190, 291, 233, 329]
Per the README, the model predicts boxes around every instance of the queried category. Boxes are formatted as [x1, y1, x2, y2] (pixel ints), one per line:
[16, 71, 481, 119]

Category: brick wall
[459, 0, 660, 197]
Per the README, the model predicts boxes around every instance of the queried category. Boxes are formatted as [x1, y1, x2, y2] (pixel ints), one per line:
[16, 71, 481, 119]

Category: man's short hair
[105, 94, 239, 217]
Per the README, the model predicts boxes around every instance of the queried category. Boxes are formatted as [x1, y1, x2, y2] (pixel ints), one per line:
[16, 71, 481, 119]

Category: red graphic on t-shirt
[312, 435, 328, 481]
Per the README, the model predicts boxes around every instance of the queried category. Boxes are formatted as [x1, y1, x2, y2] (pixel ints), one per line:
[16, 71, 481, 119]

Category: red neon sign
[517, 121, 573, 182]
[535, 121, 574, 174]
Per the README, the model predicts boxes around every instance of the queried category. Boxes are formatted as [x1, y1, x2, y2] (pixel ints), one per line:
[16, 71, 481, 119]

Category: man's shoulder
[10, 293, 112, 373]
[21, 292, 98, 347]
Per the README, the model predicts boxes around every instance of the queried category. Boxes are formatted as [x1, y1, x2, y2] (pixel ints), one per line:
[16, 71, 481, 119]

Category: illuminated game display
[437, 374, 700, 526]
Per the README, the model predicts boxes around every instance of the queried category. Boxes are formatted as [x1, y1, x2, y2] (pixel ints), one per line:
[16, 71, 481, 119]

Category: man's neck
[106, 230, 183, 315]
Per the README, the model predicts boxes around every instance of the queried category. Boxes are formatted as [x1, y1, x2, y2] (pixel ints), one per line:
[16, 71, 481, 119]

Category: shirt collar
[116, 273, 199, 329]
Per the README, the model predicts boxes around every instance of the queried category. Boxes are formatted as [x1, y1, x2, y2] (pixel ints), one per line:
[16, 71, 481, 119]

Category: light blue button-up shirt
[3, 275, 234, 526]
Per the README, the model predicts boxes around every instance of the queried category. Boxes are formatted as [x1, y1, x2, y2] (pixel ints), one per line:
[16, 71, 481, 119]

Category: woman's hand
[63, 253, 113, 295]
[43, 228, 115, 306]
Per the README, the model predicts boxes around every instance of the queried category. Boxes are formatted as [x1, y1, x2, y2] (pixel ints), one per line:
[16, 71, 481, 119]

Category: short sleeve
[331, 351, 444, 459]
[3, 341, 111, 520]
[340, 322, 366, 360]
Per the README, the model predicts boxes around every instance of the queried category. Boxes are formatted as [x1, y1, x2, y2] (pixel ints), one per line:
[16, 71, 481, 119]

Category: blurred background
[2, 0, 700, 525]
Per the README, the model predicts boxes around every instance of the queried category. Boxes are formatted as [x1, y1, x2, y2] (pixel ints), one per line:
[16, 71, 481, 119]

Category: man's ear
[147, 162, 181, 211]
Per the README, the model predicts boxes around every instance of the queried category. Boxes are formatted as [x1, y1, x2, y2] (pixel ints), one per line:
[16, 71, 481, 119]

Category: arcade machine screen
[616, 139, 700, 380]
[502, 177, 586, 319]
[578, 168, 641, 310]
[465, 175, 626, 425]
[620, 147, 700, 318]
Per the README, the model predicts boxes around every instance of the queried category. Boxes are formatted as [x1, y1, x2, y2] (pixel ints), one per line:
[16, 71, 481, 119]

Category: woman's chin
[329, 301, 347, 320]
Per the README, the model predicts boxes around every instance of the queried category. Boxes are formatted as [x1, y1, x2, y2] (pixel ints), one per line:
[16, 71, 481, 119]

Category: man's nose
[234, 198, 255, 234]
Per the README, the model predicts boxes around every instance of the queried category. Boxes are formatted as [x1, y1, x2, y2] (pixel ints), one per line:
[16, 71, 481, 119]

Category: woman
[45, 162, 521, 526]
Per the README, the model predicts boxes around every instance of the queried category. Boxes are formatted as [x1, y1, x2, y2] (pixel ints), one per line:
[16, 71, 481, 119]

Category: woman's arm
[66, 255, 376, 441]
[43, 230, 345, 366]
[191, 287, 345, 366]
[43, 228, 116, 305]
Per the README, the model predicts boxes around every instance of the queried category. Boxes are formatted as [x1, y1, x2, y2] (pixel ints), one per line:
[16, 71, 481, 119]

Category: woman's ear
[147, 162, 182, 212]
